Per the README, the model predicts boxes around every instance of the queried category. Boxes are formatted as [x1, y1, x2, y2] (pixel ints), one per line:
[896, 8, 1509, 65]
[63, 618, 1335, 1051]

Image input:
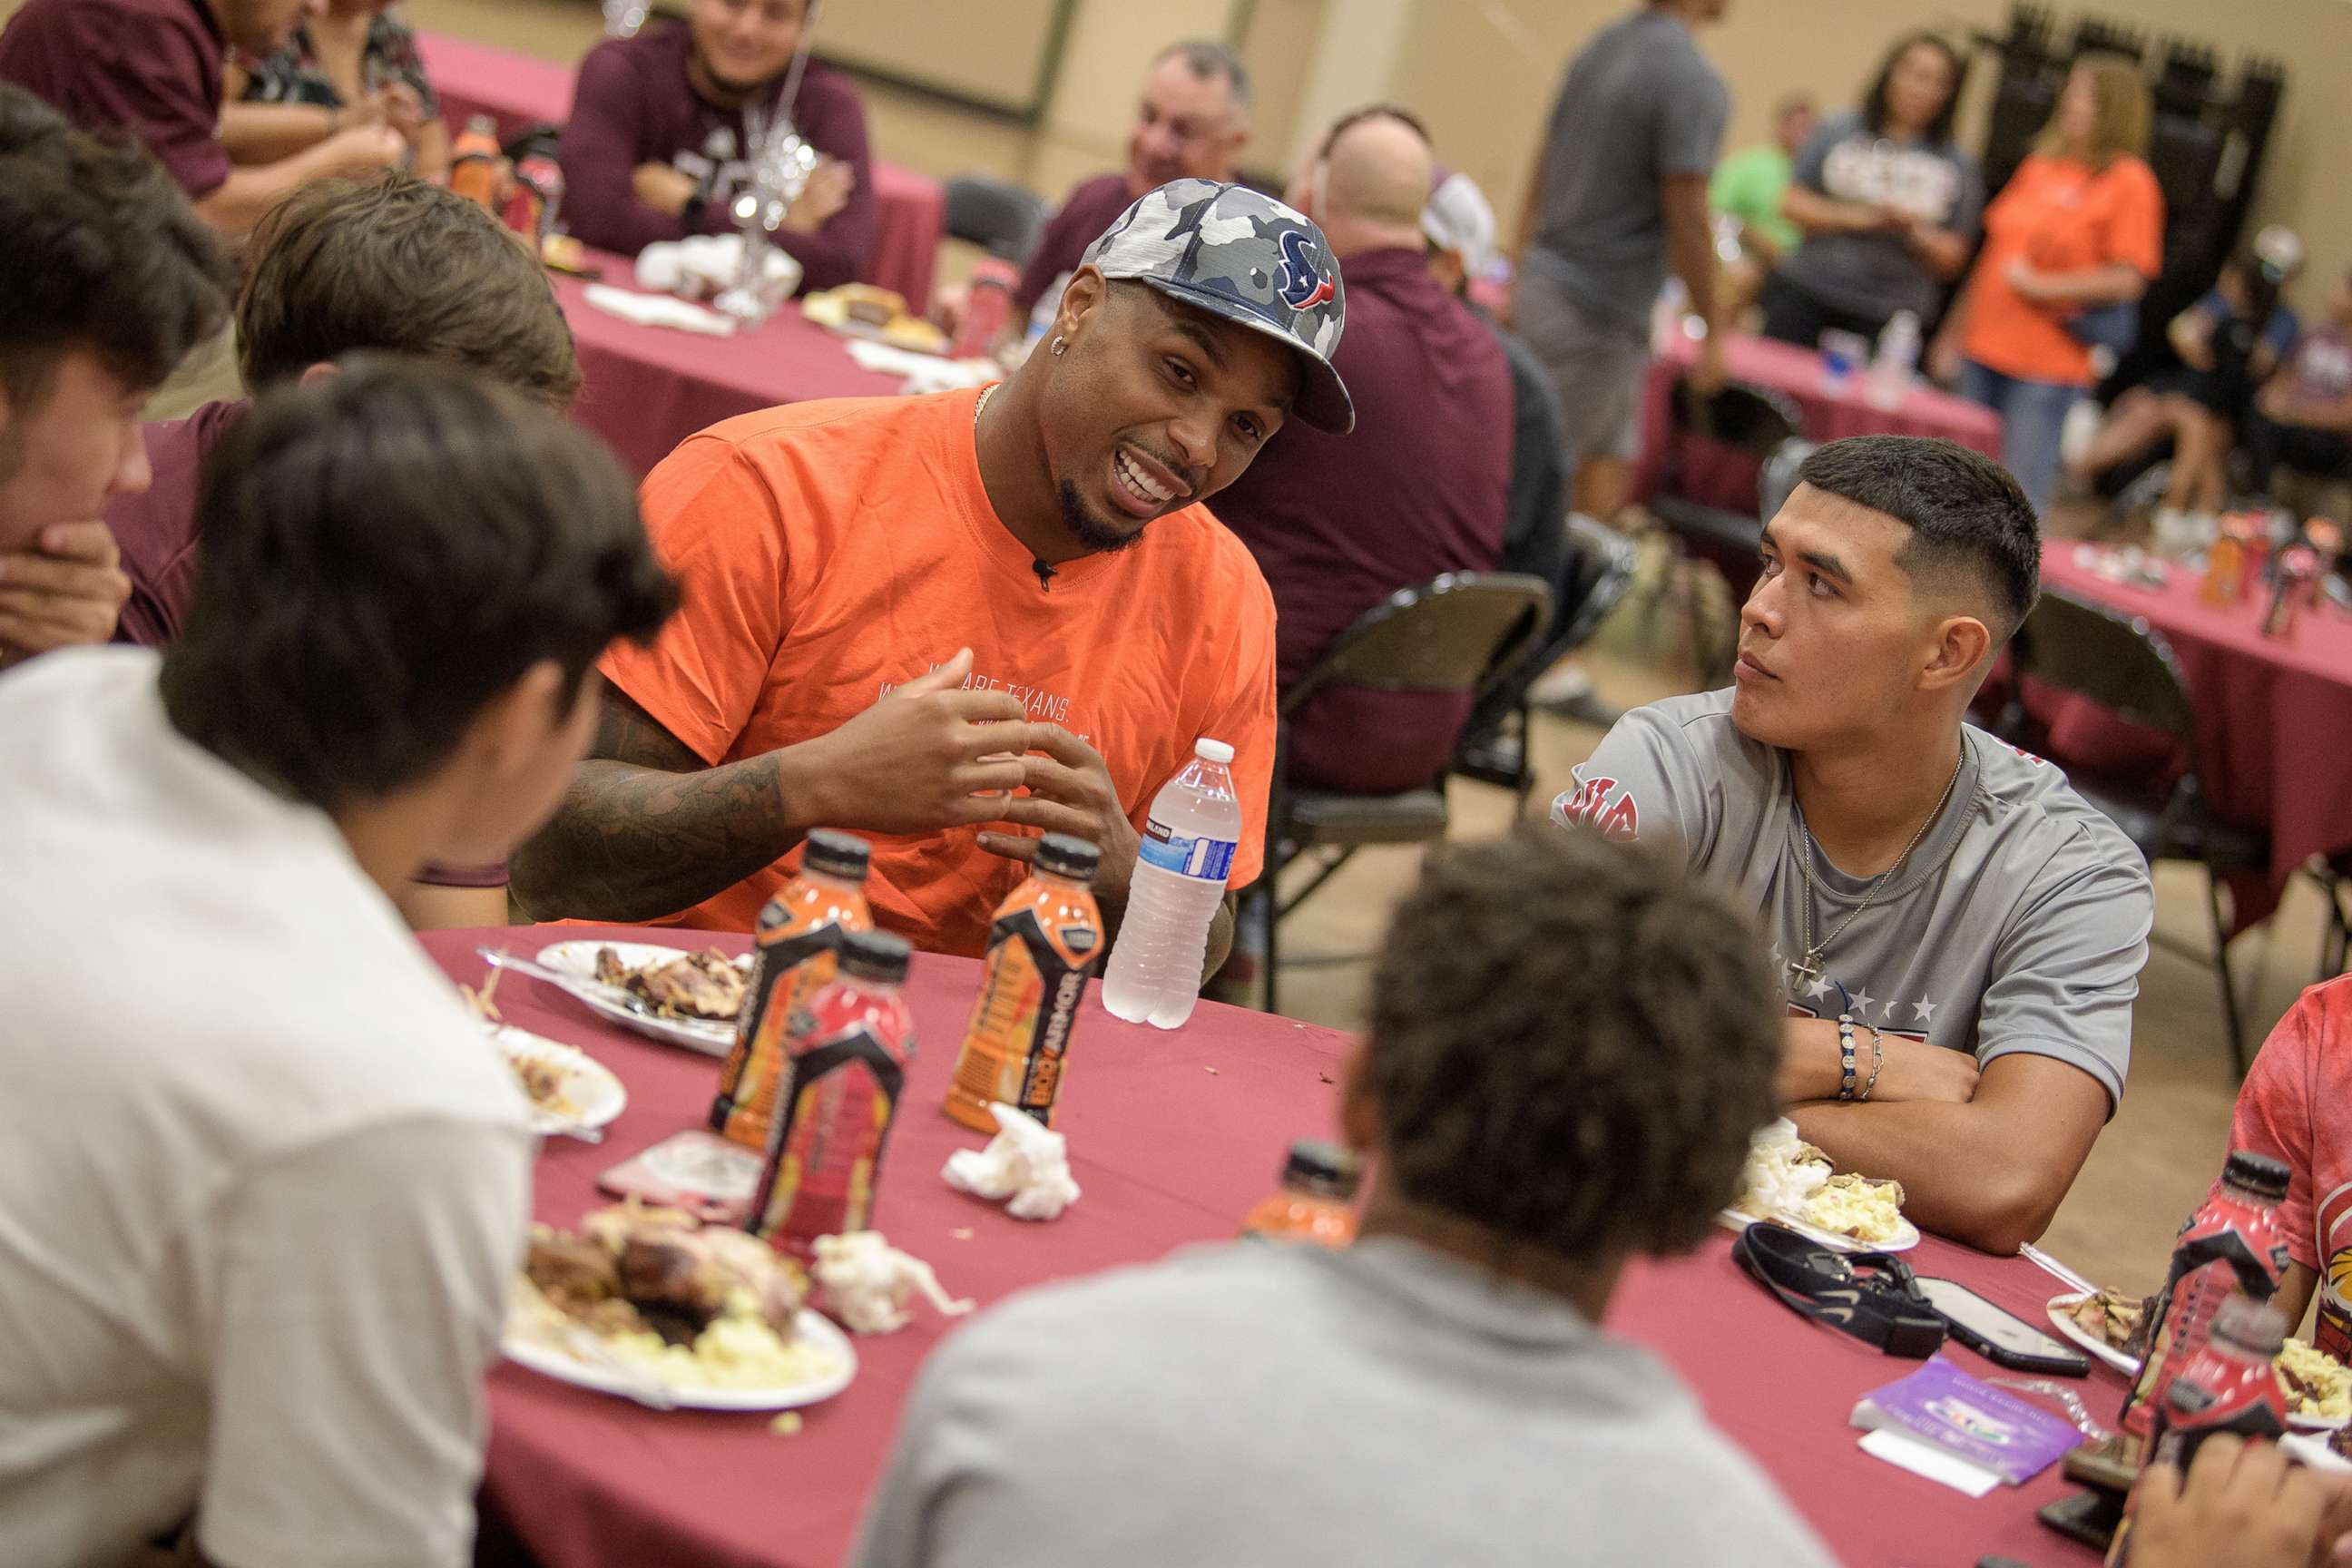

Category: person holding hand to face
[0, 89, 230, 670]
[560, 0, 875, 289]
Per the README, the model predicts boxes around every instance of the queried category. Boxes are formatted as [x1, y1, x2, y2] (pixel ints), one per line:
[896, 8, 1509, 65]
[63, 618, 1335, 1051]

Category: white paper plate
[534, 940, 744, 1057]
[1716, 1204, 1920, 1254]
[2044, 1291, 2351, 1429]
[2045, 1291, 2143, 1377]
[491, 1025, 626, 1135]
[504, 1308, 857, 1412]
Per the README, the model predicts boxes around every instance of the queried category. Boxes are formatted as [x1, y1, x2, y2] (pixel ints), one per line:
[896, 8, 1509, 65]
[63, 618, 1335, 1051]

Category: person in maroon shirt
[0, 87, 230, 669]
[0, 0, 403, 231]
[1210, 108, 1513, 796]
[100, 172, 578, 927]
[560, 0, 876, 289]
[1010, 41, 1250, 325]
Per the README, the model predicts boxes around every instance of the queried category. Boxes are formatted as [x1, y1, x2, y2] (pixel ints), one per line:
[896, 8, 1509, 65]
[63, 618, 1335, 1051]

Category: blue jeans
[1958, 359, 2081, 516]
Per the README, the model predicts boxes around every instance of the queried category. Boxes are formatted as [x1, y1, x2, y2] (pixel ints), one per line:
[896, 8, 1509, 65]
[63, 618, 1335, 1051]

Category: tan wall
[1042, 0, 1246, 152]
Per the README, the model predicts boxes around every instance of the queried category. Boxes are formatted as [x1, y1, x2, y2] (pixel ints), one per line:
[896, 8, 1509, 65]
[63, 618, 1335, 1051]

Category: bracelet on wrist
[1836, 1013, 1858, 1102]
[1858, 1025, 1885, 1102]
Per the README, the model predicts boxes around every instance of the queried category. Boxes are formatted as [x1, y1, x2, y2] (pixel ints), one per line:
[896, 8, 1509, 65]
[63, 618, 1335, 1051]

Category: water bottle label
[1137, 817, 1236, 880]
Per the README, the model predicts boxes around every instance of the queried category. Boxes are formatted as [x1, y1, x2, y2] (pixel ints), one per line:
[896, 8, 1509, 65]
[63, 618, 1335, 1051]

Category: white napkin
[842, 338, 999, 393]
[581, 284, 738, 338]
[633, 233, 803, 302]
[1857, 1428, 2002, 1498]
[942, 1102, 1081, 1220]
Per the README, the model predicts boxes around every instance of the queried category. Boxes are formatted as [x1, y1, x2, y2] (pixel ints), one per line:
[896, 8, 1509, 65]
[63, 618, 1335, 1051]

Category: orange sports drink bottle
[946, 834, 1102, 1132]
[448, 114, 503, 209]
[711, 829, 873, 1150]
[1241, 1141, 1362, 1247]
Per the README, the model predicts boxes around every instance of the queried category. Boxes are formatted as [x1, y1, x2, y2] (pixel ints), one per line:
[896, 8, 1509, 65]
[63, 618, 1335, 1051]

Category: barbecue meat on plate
[593, 946, 748, 1020]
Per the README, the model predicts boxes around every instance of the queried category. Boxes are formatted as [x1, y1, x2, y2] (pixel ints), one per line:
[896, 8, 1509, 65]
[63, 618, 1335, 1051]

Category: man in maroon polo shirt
[0, 87, 230, 669]
[560, 0, 876, 289]
[1010, 41, 1250, 326]
[1210, 108, 1513, 795]
[0, 0, 402, 231]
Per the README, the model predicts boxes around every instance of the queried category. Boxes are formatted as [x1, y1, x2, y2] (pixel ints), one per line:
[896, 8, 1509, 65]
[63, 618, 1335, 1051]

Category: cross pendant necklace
[1786, 750, 1965, 1000]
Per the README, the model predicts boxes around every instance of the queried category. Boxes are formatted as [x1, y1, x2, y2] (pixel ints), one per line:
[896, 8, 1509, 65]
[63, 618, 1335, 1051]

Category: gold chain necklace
[1786, 749, 1965, 997]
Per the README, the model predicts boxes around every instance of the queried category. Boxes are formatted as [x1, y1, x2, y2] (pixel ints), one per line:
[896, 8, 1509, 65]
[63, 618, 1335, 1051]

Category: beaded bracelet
[1837, 1013, 1858, 1102]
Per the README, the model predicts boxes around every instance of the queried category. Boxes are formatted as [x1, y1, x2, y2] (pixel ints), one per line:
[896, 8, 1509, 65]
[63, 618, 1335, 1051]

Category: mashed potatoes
[1732, 1118, 1909, 1246]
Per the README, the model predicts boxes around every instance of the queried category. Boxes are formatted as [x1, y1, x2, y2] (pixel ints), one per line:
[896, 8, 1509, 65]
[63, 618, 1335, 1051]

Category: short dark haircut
[1793, 435, 2040, 640]
[0, 85, 230, 408]
[238, 173, 583, 408]
[161, 358, 677, 810]
[1155, 39, 1249, 112]
[1364, 825, 1782, 1262]
[1860, 32, 1965, 145]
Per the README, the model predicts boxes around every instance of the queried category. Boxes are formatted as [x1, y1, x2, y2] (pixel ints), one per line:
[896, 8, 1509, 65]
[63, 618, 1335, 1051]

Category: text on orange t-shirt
[598, 387, 1280, 957]
[1963, 152, 2164, 387]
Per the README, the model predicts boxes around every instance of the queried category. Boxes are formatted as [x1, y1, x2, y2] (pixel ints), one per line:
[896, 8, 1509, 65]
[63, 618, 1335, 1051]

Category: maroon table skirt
[2026, 544, 2352, 926]
[426, 925, 2102, 1568]
[1633, 329, 2005, 513]
[553, 255, 900, 474]
[416, 31, 946, 308]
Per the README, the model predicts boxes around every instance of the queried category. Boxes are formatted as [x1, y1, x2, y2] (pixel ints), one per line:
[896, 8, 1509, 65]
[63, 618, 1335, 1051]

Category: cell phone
[2037, 1488, 2124, 1553]
[1917, 1276, 2092, 1377]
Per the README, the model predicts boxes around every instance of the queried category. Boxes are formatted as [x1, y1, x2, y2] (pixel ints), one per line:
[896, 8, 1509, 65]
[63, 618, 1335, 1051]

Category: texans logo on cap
[1275, 228, 1336, 312]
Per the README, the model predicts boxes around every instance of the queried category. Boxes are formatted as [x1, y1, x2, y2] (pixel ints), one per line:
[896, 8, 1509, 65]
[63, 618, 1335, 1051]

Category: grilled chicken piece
[594, 946, 748, 1021]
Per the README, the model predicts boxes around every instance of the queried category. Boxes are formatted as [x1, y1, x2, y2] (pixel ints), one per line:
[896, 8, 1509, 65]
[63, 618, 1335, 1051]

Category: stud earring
[1051, 336, 1067, 356]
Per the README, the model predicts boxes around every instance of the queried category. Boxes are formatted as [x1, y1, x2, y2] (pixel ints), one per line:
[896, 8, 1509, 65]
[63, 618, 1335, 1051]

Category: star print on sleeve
[1912, 999, 1936, 1025]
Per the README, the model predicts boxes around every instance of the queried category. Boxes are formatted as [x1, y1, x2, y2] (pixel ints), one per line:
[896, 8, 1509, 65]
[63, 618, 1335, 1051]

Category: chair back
[1759, 436, 1817, 524]
[1671, 376, 1803, 458]
[1453, 520, 1633, 745]
[2010, 586, 2200, 770]
[1282, 573, 1552, 719]
[945, 176, 1047, 261]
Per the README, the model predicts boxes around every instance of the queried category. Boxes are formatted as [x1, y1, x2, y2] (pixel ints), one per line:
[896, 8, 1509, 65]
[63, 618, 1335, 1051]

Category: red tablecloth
[416, 31, 946, 307]
[431, 925, 2112, 1567]
[1634, 330, 2005, 512]
[553, 253, 899, 474]
[2034, 544, 2352, 923]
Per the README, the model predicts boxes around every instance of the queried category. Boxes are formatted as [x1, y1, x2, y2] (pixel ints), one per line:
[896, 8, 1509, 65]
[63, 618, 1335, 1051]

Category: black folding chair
[944, 175, 1047, 263]
[1997, 587, 2270, 1075]
[1450, 515, 1637, 808]
[1250, 572, 1553, 1014]
[1648, 376, 1803, 599]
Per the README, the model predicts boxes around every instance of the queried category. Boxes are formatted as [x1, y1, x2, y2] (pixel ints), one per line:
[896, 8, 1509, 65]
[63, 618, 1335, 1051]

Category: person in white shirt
[0, 359, 677, 1568]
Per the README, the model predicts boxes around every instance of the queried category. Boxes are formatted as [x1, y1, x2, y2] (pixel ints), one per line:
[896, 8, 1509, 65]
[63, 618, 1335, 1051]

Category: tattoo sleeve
[509, 689, 807, 924]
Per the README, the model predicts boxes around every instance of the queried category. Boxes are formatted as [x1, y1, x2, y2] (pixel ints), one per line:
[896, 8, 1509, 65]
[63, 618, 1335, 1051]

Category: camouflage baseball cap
[1080, 179, 1354, 435]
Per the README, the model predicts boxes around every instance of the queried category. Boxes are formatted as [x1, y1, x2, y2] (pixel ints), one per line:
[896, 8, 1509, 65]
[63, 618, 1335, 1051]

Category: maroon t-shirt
[1013, 171, 1135, 321]
[106, 397, 505, 891]
[1210, 247, 1514, 795]
[0, 0, 230, 197]
[559, 24, 877, 290]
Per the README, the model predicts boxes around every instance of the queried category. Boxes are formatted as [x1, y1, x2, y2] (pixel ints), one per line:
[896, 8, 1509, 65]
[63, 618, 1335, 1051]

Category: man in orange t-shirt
[513, 179, 1354, 962]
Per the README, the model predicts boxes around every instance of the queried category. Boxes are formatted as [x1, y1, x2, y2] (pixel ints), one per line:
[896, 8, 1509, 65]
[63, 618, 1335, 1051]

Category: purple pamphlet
[1850, 1356, 2083, 1486]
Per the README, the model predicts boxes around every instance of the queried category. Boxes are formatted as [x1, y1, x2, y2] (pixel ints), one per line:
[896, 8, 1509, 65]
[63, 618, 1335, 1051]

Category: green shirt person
[1709, 93, 1814, 262]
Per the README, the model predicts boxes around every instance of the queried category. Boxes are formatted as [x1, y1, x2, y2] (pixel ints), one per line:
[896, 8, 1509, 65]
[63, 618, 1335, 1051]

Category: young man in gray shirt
[1514, 0, 1730, 522]
[853, 828, 1834, 1568]
[1556, 436, 2153, 1254]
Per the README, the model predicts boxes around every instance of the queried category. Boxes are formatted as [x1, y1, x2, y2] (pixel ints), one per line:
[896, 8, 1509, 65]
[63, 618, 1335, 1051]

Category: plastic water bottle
[1102, 739, 1240, 1030]
[1866, 309, 1920, 410]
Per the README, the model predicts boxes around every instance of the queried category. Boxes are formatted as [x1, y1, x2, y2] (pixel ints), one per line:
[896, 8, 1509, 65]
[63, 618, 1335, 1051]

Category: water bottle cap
[1281, 1140, 1362, 1199]
[838, 928, 911, 984]
[1194, 738, 1235, 765]
[1034, 833, 1100, 882]
[2222, 1150, 2290, 1201]
[803, 828, 871, 882]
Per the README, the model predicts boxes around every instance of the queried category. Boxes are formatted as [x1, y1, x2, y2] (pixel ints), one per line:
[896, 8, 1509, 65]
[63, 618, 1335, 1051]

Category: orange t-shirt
[1963, 152, 2164, 387]
[598, 387, 1279, 956]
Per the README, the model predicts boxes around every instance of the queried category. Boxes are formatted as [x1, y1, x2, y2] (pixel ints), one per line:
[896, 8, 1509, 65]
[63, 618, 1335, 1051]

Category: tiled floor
[420, 4, 2321, 1303]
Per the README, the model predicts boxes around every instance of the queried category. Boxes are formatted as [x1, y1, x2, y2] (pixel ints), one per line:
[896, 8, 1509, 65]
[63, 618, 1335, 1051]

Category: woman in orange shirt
[1928, 56, 2162, 514]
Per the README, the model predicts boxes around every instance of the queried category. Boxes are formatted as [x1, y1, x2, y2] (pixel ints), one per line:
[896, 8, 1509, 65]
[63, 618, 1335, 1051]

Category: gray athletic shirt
[1525, 8, 1729, 339]
[851, 1237, 1835, 1568]
[1777, 110, 1985, 326]
[1553, 691, 2152, 1106]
